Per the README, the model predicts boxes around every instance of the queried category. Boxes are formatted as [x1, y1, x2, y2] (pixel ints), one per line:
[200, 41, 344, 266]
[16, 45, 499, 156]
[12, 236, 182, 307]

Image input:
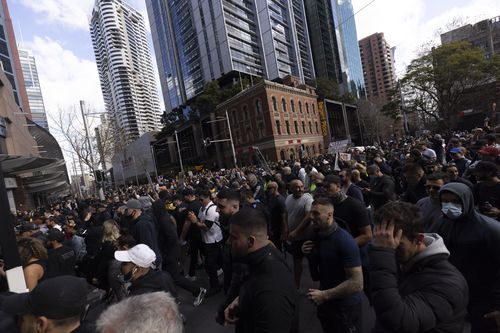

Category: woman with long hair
[96, 220, 121, 291]
[17, 237, 48, 290]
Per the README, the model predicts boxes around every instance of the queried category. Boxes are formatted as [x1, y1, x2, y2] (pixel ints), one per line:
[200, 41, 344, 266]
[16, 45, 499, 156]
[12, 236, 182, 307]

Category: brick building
[215, 77, 324, 166]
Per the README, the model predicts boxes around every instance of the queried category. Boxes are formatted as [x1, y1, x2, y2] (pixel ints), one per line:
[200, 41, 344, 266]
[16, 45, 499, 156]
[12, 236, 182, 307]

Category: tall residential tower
[146, 0, 315, 112]
[358, 33, 397, 104]
[19, 49, 48, 130]
[90, 0, 161, 143]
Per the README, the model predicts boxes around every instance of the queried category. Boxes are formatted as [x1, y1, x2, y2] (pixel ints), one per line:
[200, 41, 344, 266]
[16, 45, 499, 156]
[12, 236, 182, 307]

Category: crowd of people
[0, 128, 499, 333]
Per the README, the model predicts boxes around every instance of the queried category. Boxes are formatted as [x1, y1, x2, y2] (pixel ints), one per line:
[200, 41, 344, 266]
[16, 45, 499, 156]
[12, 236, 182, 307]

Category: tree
[401, 41, 500, 128]
[358, 99, 399, 144]
[314, 77, 339, 100]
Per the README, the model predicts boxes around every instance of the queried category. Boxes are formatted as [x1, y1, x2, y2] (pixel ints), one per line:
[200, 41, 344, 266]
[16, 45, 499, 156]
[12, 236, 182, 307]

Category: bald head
[290, 180, 304, 198]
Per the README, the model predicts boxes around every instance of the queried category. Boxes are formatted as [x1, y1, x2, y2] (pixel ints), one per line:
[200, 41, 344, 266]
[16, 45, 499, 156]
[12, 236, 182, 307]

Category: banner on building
[318, 101, 328, 137]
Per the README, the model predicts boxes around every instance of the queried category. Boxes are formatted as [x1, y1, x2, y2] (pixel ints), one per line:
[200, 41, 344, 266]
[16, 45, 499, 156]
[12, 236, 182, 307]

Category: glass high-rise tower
[19, 49, 48, 130]
[305, 0, 365, 98]
[146, 0, 316, 112]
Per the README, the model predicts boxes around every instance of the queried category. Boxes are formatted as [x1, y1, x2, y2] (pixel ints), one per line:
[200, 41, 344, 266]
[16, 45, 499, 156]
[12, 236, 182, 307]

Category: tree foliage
[400, 41, 500, 127]
[314, 77, 339, 100]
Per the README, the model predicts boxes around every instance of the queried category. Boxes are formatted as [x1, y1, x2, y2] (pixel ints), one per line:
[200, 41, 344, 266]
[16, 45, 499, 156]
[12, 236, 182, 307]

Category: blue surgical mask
[441, 202, 463, 219]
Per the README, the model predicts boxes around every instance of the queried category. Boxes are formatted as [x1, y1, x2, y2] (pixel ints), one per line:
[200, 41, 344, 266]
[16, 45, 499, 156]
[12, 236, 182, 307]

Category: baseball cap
[114, 244, 156, 268]
[0, 276, 88, 319]
[323, 174, 341, 186]
[126, 199, 142, 210]
[478, 146, 500, 156]
[47, 229, 66, 242]
[450, 148, 462, 154]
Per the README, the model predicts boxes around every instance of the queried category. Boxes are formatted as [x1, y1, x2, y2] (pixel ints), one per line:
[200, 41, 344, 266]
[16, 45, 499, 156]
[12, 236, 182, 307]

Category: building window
[282, 98, 287, 112]
[298, 101, 302, 113]
[272, 96, 278, 112]
[275, 120, 281, 135]
[302, 121, 306, 133]
[285, 120, 290, 135]
[315, 122, 319, 133]
[306, 103, 309, 114]
[243, 105, 249, 120]
[309, 122, 312, 133]
[255, 99, 263, 115]
[312, 103, 316, 114]
[291, 100, 295, 113]
[294, 121, 298, 134]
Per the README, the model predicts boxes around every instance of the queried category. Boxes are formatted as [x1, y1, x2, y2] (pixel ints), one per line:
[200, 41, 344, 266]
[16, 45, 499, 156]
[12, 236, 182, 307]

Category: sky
[6, 0, 500, 133]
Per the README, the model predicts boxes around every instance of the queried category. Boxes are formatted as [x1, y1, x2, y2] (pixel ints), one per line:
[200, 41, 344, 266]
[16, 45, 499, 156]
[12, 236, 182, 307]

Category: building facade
[0, 0, 30, 115]
[358, 33, 397, 104]
[90, 0, 161, 144]
[215, 76, 324, 165]
[304, 0, 365, 97]
[146, 0, 316, 112]
[18, 49, 48, 130]
[441, 16, 500, 59]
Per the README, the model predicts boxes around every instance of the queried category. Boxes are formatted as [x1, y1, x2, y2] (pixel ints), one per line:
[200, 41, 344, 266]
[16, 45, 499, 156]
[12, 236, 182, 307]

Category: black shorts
[285, 240, 306, 259]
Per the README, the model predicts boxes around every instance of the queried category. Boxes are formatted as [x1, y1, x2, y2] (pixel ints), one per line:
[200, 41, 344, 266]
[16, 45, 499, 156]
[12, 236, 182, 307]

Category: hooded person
[436, 182, 500, 333]
[369, 201, 468, 332]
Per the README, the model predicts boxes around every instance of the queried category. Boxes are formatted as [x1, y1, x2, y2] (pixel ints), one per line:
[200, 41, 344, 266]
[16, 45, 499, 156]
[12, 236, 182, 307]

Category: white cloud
[17, 0, 150, 31]
[23, 36, 105, 125]
[352, 0, 500, 75]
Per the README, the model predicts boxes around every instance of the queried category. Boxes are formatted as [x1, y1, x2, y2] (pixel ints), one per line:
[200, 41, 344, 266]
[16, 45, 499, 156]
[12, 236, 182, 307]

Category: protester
[365, 164, 397, 210]
[472, 161, 500, 220]
[46, 229, 76, 278]
[370, 201, 468, 332]
[437, 183, 500, 332]
[96, 292, 183, 333]
[18, 237, 48, 290]
[416, 172, 446, 232]
[0, 275, 89, 333]
[300, 197, 363, 332]
[224, 208, 298, 332]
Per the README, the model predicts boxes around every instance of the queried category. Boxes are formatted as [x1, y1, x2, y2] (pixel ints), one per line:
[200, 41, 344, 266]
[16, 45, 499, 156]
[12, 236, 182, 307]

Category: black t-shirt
[474, 182, 500, 214]
[333, 197, 370, 239]
[268, 194, 286, 233]
[47, 246, 76, 278]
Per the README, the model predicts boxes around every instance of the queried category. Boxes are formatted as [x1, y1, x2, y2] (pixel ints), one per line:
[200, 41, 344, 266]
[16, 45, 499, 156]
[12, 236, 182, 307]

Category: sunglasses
[425, 185, 442, 191]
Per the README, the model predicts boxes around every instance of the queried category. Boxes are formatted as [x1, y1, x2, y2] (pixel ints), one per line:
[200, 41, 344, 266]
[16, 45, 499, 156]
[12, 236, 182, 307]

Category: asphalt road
[177, 254, 375, 333]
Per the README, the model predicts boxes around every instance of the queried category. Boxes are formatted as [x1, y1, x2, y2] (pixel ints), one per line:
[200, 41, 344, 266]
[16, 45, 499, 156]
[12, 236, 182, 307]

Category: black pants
[163, 256, 200, 296]
[317, 302, 361, 333]
[203, 242, 222, 289]
[188, 237, 203, 277]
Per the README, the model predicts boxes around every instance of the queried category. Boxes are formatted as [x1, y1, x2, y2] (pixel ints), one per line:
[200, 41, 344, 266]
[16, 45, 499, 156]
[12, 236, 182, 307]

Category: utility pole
[226, 110, 237, 168]
[174, 130, 184, 174]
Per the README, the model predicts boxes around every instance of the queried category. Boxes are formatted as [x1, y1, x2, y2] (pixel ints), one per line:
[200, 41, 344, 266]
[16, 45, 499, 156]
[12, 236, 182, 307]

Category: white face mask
[442, 202, 463, 219]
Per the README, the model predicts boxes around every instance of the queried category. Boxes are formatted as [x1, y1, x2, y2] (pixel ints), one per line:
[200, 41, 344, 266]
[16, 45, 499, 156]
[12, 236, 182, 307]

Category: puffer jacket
[370, 234, 469, 333]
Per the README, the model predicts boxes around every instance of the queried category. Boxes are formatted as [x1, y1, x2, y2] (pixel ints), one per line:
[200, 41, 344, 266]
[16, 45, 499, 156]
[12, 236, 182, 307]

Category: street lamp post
[205, 111, 238, 168]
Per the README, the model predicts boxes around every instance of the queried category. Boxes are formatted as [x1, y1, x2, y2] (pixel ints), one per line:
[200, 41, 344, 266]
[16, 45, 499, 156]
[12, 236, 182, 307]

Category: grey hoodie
[403, 233, 449, 273]
[437, 182, 500, 309]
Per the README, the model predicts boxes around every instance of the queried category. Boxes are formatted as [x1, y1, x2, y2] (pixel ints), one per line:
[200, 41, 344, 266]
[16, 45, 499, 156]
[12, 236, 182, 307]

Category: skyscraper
[18, 49, 48, 130]
[0, 0, 30, 114]
[441, 16, 500, 59]
[358, 33, 397, 104]
[304, 0, 365, 97]
[90, 0, 161, 143]
[146, 0, 315, 112]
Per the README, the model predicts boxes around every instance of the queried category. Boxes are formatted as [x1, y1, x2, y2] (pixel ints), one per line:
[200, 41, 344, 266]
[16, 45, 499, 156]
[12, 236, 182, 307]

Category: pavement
[177, 254, 375, 333]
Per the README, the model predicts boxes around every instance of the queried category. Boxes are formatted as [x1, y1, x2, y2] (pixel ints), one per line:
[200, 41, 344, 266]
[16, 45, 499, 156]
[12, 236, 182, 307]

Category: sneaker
[193, 287, 207, 307]
[205, 287, 222, 298]
[185, 274, 196, 282]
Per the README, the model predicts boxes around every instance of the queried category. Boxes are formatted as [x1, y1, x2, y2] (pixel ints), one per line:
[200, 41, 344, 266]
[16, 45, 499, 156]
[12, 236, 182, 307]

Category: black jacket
[436, 183, 500, 311]
[369, 234, 468, 333]
[370, 175, 397, 209]
[128, 269, 176, 297]
[236, 244, 298, 333]
[129, 213, 162, 266]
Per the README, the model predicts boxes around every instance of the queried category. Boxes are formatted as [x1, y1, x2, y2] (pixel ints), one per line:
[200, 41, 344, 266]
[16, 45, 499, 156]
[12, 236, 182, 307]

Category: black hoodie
[437, 183, 500, 311]
[128, 269, 176, 298]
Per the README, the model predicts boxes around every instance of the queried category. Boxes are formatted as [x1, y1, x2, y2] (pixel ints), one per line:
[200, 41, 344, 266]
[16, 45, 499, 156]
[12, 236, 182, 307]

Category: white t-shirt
[198, 201, 223, 244]
[285, 193, 314, 240]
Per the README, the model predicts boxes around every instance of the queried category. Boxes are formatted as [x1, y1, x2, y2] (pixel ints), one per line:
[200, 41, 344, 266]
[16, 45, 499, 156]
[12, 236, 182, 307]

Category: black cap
[1, 276, 88, 319]
[182, 188, 195, 197]
[323, 174, 341, 186]
[47, 229, 65, 242]
[18, 223, 37, 234]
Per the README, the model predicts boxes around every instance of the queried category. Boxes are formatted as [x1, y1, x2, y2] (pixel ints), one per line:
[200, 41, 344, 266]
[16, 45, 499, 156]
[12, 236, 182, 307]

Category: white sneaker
[185, 274, 196, 282]
[193, 287, 206, 307]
